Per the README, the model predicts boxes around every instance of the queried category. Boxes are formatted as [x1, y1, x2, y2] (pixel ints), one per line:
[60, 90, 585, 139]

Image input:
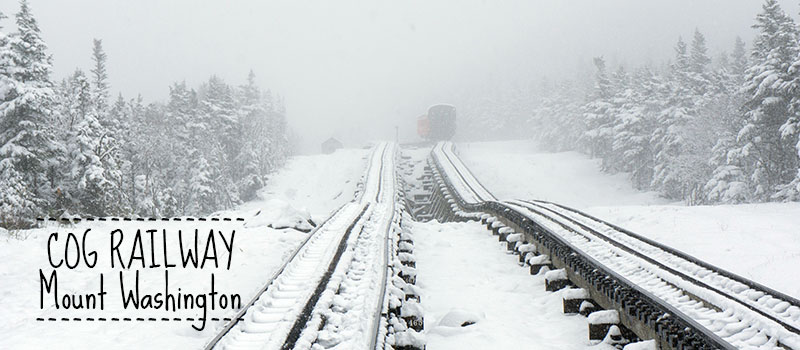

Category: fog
[5, 0, 797, 153]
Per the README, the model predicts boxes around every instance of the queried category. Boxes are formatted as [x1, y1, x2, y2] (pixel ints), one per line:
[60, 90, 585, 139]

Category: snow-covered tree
[705, 38, 751, 203]
[727, 0, 799, 201]
[60, 69, 122, 216]
[0, 3, 292, 225]
[582, 57, 617, 161]
[0, 1, 57, 227]
[530, 79, 585, 152]
[235, 70, 267, 201]
[730, 36, 748, 82]
[91, 39, 109, 116]
[612, 68, 663, 189]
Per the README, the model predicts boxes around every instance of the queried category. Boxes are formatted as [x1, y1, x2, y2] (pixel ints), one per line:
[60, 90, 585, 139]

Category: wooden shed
[321, 137, 343, 154]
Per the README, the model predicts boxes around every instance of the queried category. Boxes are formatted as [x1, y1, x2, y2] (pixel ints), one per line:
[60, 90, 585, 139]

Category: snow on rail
[205, 143, 398, 350]
[296, 143, 399, 349]
[511, 199, 800, 350]
[528, 200, 800, 332]
[430, 141, 496, 204]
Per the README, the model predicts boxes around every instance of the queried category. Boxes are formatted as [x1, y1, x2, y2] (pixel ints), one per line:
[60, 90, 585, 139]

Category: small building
[321, 137, 343, 154]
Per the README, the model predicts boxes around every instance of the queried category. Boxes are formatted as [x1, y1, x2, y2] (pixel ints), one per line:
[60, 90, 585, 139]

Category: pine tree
[530, 79, 585, 152]
[108, 93, 133, 213]
[731, 36, 748, 81]
[583, 57, 616, 160]
[651, 37, 694, 200]
[0, 1, 57, 228]
[203, 76, 241, 208]
[236, 70, 267, 201]
[61, 69, 122, 216]
[778, 11, 800, 200]
[731, 0, 799, 201]
[690, 29, 712, 77]
[166, 81, 199, 214]
[612, 68, 662, 189]
[706, 38, 751, 203]
[0, 10, 10, 99]
[91, 39, 109, 116]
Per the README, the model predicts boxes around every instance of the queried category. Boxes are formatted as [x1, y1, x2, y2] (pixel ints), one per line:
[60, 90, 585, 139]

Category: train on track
[417, 104, 456, 141]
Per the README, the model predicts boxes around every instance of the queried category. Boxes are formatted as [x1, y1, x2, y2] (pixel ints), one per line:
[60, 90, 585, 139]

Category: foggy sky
[3, 0, 796, 153]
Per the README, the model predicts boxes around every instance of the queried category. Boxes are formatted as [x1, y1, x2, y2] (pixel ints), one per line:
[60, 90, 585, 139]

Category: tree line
[461, 0, 800, 205]
[0, 1, 289, 229]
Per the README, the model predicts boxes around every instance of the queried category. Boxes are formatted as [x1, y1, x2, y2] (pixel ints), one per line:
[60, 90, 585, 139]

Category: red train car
[417, 114, 430, 139]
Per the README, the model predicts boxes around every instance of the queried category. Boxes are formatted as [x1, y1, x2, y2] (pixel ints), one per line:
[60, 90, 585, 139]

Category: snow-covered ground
[458, 140, 667, 207]
[236, 148, 369, 220]
[458, 140, 800, 299]
[413, 220, 610, 350]
[0, 148, 368, 349]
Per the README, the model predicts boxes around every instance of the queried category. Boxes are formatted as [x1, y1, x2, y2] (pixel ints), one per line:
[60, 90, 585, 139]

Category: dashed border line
[36, 217, 245, 222]
[35, 317, 244, 322]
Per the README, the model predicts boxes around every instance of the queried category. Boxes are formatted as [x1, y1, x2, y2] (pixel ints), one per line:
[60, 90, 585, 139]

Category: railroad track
[430, 141, 495, 204]
[204, 142, 398, 350]
[427, 141, 800, 350]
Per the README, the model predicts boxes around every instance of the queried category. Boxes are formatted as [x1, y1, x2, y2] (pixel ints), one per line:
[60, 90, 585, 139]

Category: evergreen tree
[0, 1, 293, 225]
[582, 57, 616, 160]
[530, 79, 585, 152]
[0, 10, 10, 98]
[689, 29, 712, 76]
[0, 0, 57, 227]
[731, 36, 748, 81]
[732, 0, 799, 201]
[91, 39, 109, 116]
[62, 69, 121, 216]
[650, 37, 695, 199]
[706, 38, 751, 203]
[236, 70, 267, 201]
[108, 93, 133, 213]
[612, 68, 662, 189]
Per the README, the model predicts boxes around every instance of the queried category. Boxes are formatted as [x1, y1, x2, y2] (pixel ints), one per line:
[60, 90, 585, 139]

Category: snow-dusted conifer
[91, 39, 109, 116]
[0, 1, 57, 227]
[582, 57, 616, 160]
[733, 0, 799, 201]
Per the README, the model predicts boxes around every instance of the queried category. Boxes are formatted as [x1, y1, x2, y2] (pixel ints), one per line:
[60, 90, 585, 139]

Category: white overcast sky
[2, 0, 796, 152]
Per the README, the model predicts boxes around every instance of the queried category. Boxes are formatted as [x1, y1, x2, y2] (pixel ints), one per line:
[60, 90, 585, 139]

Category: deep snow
[458, 140, 800, 299]
[0, 148, 368, 349]
[413, 219, 613, 350]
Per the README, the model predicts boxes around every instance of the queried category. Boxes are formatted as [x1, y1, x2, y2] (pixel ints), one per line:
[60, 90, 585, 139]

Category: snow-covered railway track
[426, 141, 800, 350]
[507, 200, 800, 349]
[430, 141, 495, 204]
[518, 200, 800, 337]
[204, 143, 398, 350]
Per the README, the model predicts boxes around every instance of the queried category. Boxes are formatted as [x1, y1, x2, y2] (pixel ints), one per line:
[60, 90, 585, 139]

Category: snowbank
[414, 220, 592, 349]
[243, 199, 314, 232]
[437, 309, 484, 327]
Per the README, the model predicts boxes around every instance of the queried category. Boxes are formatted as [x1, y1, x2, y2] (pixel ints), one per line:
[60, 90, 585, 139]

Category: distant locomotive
[417, 104, 456, 141]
